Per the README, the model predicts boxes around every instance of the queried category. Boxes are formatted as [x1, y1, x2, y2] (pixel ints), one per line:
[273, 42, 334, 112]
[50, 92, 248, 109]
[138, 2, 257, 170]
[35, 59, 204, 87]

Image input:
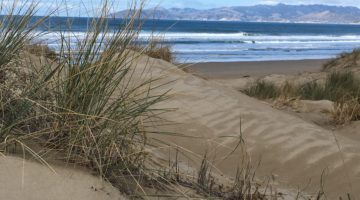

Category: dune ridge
[139, 57, 360, 199]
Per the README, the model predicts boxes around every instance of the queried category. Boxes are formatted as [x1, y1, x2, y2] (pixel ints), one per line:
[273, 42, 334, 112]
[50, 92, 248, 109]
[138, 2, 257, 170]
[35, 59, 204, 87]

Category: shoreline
[185, 59, 329, 78]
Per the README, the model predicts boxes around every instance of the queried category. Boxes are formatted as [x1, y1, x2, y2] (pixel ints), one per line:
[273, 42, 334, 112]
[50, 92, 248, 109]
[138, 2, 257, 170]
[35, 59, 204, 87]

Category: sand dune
[139, 57, 360, 199]
[0, 156, 126, 200]
[2, 54, 358, 199]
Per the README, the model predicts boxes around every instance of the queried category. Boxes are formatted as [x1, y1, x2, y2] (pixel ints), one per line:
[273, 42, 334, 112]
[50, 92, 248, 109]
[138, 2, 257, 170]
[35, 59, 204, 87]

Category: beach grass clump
[323, 48, 360, 71]
[0, 1, 46, 83]
[244, 80, 297, 100]
[297, 71, 360, 124]
[246, 71, 360, 102]
[296, 81, 325, 100]
[244, 80, 280, 100]
[0, 1, 171, 195]
[37, 17, 166, 194]
[298, 71, 360, 101]
[333, 97, 360, 124]
[244, 71, 360, 124]
[327, 72, 360, 124]
[0, 1, 48, 128]
[279, 81, 298, 98]
[25, 43, 57, 60]
[146, 38, 173, 62]
[325, 71, 360, 100]
[131, 37, 174, 62]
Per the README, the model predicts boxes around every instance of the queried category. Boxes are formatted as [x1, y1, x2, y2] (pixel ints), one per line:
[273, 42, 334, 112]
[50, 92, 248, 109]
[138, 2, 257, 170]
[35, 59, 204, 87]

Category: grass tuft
[323, 48, 360, 71]
[333, 98, 360, 124]
[25, 43, 57, 60]
[244, 81, 280, 100]
[244, 71, 360, 124]
[131, 37, 174, 62]
[298, 71, 360, 102]
[297, 81, 325, 100]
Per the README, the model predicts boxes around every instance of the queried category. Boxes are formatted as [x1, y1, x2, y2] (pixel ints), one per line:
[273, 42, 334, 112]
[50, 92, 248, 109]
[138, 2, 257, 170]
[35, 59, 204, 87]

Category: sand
[184, 59, 329, 91]
[2, 56, 358, 199]
[136, 57, 360, 199]
[187, 59, 329, 78]
[0, 156, 127, 200]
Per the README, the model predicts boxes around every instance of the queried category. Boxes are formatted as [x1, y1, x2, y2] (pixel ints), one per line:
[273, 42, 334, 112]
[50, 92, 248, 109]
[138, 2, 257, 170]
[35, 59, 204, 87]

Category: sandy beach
[188, 59, 329, 78]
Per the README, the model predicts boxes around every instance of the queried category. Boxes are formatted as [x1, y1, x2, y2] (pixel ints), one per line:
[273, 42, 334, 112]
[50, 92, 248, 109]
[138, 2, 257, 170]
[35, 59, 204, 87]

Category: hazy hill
[111, 4, 360, 23]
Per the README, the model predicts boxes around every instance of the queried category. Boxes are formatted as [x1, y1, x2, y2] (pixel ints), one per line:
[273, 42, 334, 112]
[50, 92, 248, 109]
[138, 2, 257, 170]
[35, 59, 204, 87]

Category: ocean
[34, 17, 360, 63]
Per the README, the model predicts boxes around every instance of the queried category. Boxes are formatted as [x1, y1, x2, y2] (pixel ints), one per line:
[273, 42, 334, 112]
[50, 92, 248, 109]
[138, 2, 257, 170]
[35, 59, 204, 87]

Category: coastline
[138, 18, 360, 25]
[185, 59, 329, 78]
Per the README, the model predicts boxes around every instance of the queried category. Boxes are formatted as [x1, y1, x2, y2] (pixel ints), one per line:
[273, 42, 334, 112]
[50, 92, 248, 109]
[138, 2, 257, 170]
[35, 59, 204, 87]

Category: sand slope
[0, 156, 126, 200]
[2, 54, 358, 199]
[141, 57, 360, 199]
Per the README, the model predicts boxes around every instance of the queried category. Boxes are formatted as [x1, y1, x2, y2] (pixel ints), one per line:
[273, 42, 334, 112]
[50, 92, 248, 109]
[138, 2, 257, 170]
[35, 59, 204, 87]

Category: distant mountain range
[111, 4, 360, 23]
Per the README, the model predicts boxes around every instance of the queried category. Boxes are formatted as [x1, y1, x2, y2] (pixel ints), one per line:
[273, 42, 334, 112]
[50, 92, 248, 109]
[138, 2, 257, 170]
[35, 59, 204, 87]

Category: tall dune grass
[0, 0, 47, 84]
[0, 0, 48, 130]
[0, 0, 171, 195]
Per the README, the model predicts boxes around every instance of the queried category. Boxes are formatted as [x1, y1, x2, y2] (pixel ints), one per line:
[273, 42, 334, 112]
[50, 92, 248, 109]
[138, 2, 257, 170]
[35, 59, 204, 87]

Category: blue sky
[7, 0, 360, 16]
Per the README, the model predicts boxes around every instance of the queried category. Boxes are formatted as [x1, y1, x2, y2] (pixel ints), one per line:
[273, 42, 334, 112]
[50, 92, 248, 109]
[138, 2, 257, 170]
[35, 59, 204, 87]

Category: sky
[149, 0, 360, 9]
[6, 0, 360, 16]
